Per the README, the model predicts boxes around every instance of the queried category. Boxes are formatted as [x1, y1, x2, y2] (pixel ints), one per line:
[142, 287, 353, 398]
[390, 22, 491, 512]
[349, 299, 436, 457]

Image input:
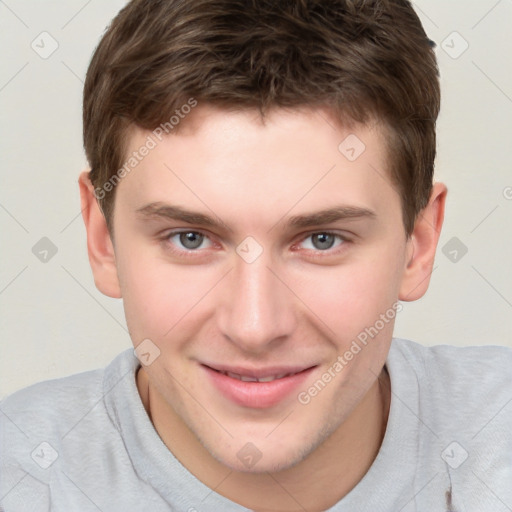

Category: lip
[202, 363, 316, 409]
[202, 362, 313, 380]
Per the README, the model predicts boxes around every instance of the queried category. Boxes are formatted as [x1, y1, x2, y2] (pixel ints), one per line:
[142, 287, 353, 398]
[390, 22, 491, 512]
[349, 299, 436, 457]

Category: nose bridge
[218, 252, 295, 352]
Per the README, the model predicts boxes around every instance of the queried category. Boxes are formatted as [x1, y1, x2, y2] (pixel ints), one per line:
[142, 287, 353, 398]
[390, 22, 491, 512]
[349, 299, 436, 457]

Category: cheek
[117, 250, 219, 345]
[296, 247, 404, 341]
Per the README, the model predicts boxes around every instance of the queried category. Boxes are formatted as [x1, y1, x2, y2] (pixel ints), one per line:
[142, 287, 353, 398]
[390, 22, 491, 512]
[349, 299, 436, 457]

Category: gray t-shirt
[1, 338, 511, 512]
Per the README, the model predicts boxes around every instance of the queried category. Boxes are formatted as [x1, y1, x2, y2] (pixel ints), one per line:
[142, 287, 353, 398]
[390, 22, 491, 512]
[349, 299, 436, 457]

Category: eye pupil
[312, 233, 335, 250]
[180, 232, 203, 249]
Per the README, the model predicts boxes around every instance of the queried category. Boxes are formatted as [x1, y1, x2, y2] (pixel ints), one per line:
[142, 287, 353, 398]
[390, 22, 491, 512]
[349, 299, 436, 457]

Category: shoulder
[389, 337, 512, 431]
[1, 364, 105, 435]
[390, 337, 512, 387]
[387, 339, 512, 512]
[0, 349, 138, 436]
[0, 350, 134, 483]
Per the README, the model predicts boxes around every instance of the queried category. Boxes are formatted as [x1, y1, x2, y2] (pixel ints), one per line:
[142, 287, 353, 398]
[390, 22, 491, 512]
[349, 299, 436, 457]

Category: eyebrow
[136, 202, 376, 231]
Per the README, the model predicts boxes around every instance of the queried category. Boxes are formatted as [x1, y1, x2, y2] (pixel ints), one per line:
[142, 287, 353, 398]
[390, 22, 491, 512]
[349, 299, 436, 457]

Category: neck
[137, 366, 391, 511]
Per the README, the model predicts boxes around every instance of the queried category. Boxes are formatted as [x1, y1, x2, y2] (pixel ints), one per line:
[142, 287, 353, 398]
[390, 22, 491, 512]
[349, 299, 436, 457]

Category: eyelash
[160, 230, 351, 260]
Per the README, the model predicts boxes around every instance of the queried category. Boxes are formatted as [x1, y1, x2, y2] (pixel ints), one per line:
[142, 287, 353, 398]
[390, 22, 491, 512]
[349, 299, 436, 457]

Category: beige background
[1, 0, 511, 398]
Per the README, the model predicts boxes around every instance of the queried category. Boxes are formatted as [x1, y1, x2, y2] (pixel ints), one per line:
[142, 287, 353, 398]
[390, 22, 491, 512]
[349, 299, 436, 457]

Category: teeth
[221, 370, 293, 382]
[240, 375, 259, 382]
[257, 376, 276, 382]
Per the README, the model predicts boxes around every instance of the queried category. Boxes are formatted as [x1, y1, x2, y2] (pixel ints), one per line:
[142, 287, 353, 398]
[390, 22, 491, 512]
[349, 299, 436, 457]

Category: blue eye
[300, 232, 345, 251]
[168, 231, 212, 250]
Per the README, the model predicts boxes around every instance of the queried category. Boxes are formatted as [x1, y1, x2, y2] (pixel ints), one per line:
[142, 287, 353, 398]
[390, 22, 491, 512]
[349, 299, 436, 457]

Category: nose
[216, 252, 297, 354]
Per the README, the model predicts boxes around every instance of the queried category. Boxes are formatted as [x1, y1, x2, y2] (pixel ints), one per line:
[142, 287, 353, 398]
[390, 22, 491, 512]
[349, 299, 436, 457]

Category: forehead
[116, 105, 400, 229]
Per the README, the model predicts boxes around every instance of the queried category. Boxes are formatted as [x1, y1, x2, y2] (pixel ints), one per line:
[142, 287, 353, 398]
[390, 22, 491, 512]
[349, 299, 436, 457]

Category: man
[1, 1, 511, 511]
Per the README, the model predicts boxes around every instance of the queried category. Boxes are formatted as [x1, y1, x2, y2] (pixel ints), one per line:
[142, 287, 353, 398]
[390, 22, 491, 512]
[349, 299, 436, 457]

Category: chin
[228, 454, 301, 474]
[207, 436, 318, 475]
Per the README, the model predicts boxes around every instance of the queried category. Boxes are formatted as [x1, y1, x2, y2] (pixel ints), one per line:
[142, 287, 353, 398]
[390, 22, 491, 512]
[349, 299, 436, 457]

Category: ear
[399, 182, 447, 301]
[78, 170, 122, 298]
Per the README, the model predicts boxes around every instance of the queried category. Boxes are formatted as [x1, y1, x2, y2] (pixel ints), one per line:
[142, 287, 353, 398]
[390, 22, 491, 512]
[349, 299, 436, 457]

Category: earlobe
[399, 182, 447, 301]
[78, 170, 122, 298]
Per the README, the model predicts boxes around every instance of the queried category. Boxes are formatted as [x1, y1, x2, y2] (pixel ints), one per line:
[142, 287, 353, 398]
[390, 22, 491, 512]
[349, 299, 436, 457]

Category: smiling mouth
[202, 364, 317, 408]
[210, 368, 304, 383]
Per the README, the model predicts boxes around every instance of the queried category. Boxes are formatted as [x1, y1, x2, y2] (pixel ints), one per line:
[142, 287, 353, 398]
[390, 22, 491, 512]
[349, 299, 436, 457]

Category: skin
[79, 104, 446, 511]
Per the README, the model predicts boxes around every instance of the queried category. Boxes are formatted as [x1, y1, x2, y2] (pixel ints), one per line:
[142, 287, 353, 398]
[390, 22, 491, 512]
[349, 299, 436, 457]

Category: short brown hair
[83, 0, 440, 236]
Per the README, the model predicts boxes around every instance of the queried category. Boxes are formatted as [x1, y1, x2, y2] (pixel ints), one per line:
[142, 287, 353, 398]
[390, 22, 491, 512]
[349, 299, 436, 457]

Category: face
[112, 105, 410, 473]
